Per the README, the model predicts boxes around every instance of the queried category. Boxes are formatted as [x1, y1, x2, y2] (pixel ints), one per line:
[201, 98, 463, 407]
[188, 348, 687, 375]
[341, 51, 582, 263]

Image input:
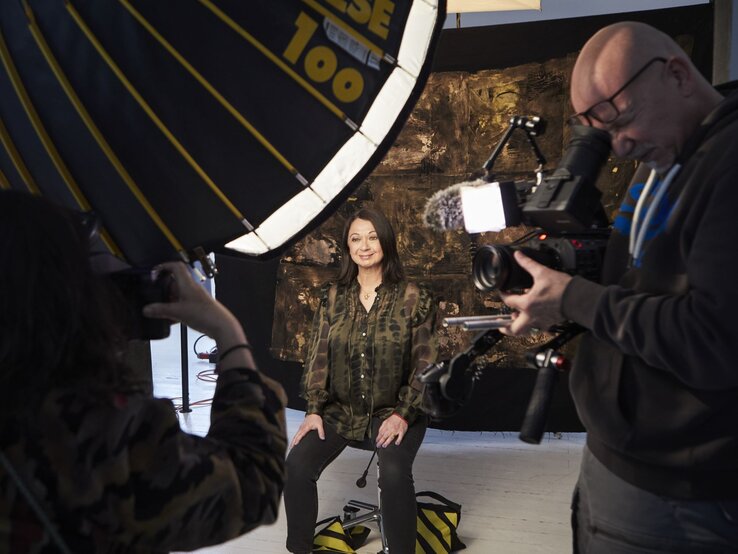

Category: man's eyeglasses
[569, 57, 667, 127]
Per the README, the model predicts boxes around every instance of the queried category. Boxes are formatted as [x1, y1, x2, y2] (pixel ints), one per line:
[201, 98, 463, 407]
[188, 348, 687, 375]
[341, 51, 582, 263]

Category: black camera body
[473, 232, 609, 292]
[472, 124, 612, 292]
[107, 268, 174, 341]
[79, 211, 175, 342]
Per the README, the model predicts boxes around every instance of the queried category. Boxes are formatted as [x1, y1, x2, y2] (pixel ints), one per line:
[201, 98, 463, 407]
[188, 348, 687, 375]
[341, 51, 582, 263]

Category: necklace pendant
[364, 292, 370, 300]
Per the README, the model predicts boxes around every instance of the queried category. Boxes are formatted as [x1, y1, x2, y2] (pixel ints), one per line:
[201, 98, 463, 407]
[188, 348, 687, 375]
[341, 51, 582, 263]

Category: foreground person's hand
[143, 261, 251, 371]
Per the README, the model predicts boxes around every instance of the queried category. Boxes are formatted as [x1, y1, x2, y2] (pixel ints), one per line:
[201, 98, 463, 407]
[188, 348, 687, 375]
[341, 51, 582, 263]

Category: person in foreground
[0, 191, 287, 553]
[284, 207, 438, 554]
[499, 21, 738, 553]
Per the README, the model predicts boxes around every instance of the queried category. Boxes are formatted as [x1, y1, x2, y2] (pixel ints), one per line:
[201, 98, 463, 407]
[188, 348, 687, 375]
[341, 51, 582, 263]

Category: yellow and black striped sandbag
[313, 516, 371, 553]
[415, 491, 467, 553]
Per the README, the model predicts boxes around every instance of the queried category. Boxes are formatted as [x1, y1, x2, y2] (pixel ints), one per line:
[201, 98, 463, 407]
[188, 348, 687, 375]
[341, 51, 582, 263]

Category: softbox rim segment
[220, 0, 448, 261]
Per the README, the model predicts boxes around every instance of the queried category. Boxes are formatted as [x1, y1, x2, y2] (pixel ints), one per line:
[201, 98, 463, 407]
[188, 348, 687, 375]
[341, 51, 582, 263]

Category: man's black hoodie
[562, 87, 738, 500]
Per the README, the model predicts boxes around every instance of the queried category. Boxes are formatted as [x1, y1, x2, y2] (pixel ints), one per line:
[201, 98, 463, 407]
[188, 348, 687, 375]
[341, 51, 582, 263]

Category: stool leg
[377, 462, 389, 554]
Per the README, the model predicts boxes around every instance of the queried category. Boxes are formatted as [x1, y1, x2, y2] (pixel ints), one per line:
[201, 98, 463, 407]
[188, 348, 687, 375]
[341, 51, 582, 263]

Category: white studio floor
[151, 326, 585, 554]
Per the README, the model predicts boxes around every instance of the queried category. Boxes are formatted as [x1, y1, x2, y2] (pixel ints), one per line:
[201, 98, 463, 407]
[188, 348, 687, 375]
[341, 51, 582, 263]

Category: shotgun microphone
[423, 179, 519, 234]
[422, 181, 476, 232]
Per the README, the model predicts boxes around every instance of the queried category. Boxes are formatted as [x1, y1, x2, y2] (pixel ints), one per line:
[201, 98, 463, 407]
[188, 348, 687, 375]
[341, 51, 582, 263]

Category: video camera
[420, 115, 613, 443]
[468, 117, 612, 292]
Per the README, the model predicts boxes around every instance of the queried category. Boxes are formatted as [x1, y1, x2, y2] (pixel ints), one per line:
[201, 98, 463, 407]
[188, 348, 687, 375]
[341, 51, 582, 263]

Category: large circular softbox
[0, 0, 446, 266]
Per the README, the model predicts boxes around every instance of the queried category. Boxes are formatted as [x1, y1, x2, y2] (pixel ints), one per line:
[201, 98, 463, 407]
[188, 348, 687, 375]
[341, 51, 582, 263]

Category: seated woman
[0, 191, 287, 552]
[284, 207, 439, 554]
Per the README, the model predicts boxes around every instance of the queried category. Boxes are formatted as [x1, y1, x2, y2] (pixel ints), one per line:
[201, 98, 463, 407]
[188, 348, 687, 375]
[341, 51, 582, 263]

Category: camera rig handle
[482, 115, 547, 179]
[519, 323, 583, 444]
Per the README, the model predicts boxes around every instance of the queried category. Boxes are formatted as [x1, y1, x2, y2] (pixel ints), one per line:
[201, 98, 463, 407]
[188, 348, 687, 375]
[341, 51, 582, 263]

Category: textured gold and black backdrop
[217, 4, 713, 432]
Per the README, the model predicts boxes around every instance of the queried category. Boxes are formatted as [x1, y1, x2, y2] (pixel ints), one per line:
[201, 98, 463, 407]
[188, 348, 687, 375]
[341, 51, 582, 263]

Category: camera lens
[472, 244, 559, 292]
[472, 245, 517, 292]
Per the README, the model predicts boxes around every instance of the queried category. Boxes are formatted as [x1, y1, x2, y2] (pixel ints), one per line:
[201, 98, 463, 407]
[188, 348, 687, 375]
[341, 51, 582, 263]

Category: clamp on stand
[419, 328, 504, 419]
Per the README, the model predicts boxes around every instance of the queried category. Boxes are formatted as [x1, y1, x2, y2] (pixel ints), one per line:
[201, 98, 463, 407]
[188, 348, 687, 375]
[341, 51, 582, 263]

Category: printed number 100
[283, 12, 364, 103]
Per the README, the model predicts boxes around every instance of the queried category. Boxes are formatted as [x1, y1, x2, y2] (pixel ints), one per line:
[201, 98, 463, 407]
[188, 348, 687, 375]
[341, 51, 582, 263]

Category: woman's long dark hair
[0, 191, 125, 420]
[336, 207, 405, 286]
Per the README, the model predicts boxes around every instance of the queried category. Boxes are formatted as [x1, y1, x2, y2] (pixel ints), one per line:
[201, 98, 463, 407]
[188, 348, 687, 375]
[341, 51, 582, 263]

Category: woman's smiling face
[347, 218, 384, 271]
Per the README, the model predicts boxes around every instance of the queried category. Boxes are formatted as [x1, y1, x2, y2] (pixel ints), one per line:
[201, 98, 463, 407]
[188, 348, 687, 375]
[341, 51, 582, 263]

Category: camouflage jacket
[0, 367, 287, 553]
[302, 280, 438, 440]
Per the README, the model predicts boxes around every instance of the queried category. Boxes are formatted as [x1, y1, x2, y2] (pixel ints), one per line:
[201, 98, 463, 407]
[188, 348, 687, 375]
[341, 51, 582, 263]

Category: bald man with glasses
[500, 21, 738, 553]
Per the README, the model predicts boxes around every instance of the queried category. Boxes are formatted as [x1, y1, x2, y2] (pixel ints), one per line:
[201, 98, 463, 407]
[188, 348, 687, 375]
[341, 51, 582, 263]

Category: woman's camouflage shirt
[301, 280, 438, 440]
[0, 367, 287, 553]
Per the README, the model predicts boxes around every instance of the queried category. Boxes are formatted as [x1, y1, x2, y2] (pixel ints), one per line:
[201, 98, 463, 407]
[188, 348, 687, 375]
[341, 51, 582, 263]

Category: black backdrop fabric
[217, 4, 713, 432]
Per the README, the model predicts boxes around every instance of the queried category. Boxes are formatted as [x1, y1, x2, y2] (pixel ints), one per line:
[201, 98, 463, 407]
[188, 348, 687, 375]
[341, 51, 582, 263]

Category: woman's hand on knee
[376, 414, 409, 448]
[290, 414, 325, 448]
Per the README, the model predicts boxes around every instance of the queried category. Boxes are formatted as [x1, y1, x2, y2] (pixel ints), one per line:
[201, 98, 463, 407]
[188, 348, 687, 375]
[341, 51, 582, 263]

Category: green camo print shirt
[0, 367, 287, 553]
[302, 280, 438, 440]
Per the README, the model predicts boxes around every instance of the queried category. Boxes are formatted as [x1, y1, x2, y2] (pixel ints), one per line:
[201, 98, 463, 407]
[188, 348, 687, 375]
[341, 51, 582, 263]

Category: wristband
[218, 343, 253, 364]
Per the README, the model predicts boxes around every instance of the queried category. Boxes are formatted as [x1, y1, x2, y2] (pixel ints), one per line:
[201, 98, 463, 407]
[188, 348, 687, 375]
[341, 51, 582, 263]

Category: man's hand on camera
[499, 251, 572, 336]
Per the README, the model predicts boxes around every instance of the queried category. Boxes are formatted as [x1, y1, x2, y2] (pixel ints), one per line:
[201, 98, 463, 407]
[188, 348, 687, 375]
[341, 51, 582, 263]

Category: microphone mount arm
[482, 115, 547, 181]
